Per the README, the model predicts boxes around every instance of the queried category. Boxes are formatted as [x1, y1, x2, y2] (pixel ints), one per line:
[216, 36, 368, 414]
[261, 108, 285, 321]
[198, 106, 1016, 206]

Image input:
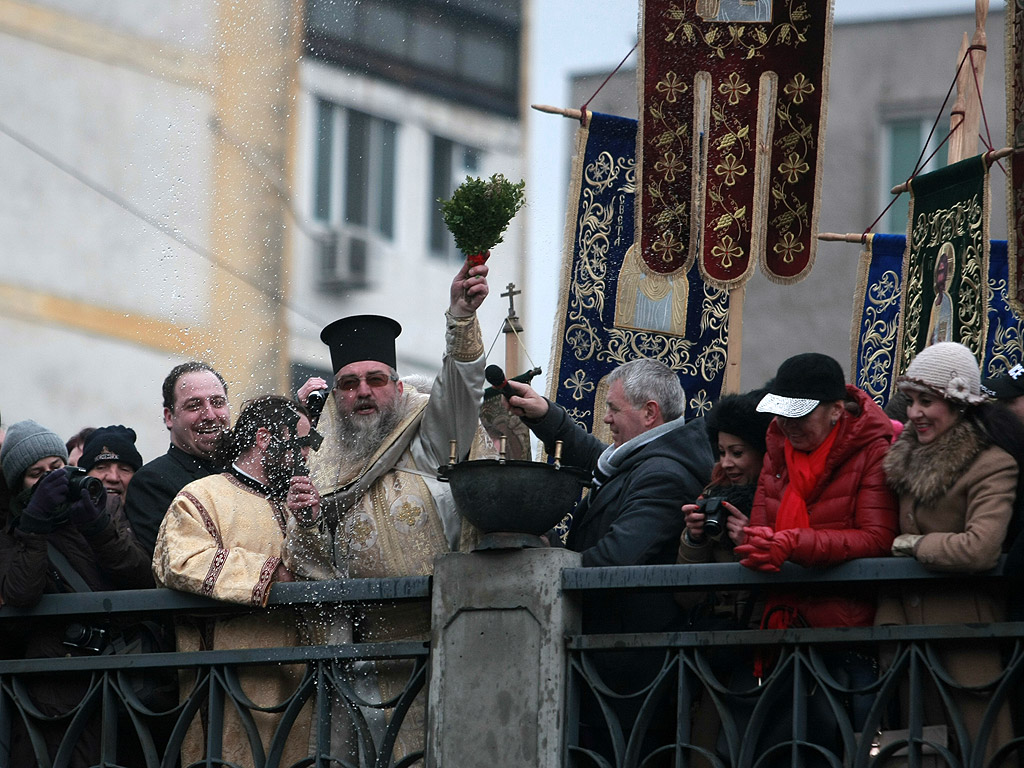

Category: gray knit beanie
[898, 342, 984, 406]
[0, 419, 69, 488]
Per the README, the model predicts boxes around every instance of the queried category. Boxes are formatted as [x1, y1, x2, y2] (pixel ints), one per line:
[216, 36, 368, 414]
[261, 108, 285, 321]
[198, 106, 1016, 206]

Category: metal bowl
[438, 459, 589, 535]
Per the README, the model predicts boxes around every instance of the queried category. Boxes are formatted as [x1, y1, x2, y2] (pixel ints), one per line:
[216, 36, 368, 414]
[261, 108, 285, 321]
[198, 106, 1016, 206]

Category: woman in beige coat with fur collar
[879, 342, 1018, 764]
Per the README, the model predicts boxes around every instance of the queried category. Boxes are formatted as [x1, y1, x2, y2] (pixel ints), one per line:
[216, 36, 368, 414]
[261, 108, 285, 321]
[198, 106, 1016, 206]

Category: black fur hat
[705, 389, 774, 456]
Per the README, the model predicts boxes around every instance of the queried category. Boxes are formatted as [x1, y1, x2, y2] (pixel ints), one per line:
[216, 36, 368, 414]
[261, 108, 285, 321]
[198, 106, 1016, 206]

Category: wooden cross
[501, 282, 521, 320]
[500, 282, 523, 373]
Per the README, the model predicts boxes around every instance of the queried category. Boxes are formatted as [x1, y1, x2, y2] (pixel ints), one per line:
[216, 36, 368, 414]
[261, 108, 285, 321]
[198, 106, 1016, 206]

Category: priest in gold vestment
[154, 396, 324, 768]
[283, 260, 493, 765]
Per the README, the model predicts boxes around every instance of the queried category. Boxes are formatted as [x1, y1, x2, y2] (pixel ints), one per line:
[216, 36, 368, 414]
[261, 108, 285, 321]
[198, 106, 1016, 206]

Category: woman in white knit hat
[879, 341, 1019, 762]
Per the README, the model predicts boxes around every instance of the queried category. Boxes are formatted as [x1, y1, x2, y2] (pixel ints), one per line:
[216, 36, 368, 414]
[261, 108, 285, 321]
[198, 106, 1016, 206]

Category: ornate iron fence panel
[563, 560, 1024, 768]
[566, 626, 1024, 768]
[0, 579, 431, 768]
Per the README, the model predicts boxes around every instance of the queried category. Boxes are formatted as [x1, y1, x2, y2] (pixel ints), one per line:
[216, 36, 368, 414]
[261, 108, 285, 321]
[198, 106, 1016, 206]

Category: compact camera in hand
[305, 387, 330, 424]
[697, 496, 730, 541]
[62, 622, 109, 654]
[305, 387, 328, 410]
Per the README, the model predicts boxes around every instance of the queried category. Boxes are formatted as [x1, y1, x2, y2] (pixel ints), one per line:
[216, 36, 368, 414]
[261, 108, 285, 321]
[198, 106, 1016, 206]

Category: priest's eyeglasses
[335, 372, 398, 391]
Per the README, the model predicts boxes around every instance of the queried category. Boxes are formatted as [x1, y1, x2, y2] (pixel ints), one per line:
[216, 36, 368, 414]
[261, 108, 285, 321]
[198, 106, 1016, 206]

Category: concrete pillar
[426, 548, 581, 768]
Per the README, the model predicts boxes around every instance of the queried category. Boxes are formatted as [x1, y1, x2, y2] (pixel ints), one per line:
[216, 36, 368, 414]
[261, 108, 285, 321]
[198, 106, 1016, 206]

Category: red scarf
[774, 419, 841, 531]
[754, 418, 843, 680]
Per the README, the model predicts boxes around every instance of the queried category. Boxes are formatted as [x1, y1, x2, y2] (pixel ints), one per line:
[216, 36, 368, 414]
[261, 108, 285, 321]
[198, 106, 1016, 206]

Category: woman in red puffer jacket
[727, 353, 899, 764]
[738, 353, 899, 629]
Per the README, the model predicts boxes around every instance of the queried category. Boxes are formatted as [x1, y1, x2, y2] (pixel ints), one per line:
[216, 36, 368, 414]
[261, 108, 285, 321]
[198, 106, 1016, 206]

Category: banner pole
[724, 285, 744, 394]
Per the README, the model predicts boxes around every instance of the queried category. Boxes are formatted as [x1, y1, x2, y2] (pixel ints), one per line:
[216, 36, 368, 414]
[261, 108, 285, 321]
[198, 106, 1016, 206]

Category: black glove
[19, 469, 70, 534]
[68, 486, 108, 533]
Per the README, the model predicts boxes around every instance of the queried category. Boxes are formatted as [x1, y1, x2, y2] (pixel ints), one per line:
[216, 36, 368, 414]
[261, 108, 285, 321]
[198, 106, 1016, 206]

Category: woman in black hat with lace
[735, 353, 898, 623]
[730, 353, 899, 763]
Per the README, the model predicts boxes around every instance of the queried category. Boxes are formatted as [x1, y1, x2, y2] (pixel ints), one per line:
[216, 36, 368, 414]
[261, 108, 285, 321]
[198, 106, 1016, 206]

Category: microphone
[485, 365, 517, 399]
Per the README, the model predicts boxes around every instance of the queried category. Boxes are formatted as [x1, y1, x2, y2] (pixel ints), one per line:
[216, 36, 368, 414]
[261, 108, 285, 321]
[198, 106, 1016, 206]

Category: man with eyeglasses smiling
[284, 259, 493, 762]
[126, 361, 232, 558]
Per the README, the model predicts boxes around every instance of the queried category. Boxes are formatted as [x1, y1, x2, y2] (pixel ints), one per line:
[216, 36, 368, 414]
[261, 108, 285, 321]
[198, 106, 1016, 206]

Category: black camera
[306, 387, 328, 409]
[697, 496, 730, 541]
[64, 466, 104, 506]
[305, 387, 330, 423]
[63, 622, 109, 654]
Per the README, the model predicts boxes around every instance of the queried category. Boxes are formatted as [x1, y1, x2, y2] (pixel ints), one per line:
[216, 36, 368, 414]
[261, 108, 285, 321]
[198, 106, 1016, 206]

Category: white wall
[291, 61, 525, 378]
[0, 2, 218, 451]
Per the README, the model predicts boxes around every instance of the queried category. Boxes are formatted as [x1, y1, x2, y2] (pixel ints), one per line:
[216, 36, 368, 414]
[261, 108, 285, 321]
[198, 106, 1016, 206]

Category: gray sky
[522, 0, 981, 375]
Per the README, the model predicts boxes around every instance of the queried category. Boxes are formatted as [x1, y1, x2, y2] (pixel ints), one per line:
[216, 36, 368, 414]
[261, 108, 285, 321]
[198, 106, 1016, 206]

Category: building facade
[0, 0, 526, 457]
[292, 0, 526, 384]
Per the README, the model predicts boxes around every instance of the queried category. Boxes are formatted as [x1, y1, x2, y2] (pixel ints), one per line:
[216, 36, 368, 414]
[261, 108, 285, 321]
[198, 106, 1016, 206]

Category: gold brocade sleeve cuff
[445, 311, 484, 362]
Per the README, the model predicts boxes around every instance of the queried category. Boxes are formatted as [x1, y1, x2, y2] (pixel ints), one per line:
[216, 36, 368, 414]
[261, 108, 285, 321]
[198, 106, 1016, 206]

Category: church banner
[638, 0, 832, 289]
[1007, 0, 1024, 312]
[895, 154, 990, 376]
[547, 112, 729, 442]
[852, 234, 1022, 406]
[851, 234, 903, 406]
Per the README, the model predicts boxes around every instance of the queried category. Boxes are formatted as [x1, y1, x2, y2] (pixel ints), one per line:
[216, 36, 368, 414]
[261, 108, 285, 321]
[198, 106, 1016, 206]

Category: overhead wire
[0, 116, 330, 331]
[862, 42, 992, 238]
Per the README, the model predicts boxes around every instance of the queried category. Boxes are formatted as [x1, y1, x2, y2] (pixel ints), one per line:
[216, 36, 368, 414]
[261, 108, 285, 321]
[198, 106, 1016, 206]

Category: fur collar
[883, 417, 988, 505]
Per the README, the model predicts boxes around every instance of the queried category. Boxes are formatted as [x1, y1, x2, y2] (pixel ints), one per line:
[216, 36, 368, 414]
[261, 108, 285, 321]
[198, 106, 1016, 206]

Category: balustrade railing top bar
[561, 555, 1005, 592]
[0, 575, 432, 619]
[0, 559, 1000, 621]
[571, 622, 1024, 650]
[0, 641, 431, 675]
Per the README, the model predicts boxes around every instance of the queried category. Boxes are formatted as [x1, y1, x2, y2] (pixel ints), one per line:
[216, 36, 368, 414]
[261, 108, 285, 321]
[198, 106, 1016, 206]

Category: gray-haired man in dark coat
[506, 358, 714, 760]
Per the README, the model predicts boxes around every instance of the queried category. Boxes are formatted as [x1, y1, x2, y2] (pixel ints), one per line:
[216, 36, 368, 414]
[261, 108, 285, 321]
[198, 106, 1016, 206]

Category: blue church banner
[853, 234, 1024, 405]
[546, 112, 730, 442]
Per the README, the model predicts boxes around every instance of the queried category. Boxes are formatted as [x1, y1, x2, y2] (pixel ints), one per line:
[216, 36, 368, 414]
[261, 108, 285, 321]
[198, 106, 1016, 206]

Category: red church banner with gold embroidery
[638, 0, 832, 289]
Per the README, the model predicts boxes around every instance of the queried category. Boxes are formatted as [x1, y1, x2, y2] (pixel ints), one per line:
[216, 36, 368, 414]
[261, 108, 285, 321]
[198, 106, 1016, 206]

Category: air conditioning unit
[317, 228, 375, 291]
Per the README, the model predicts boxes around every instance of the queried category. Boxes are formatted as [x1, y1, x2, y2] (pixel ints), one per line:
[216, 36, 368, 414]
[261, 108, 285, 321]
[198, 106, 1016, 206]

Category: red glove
[739, 525, 775, 547]
[736, 527, 800, 572]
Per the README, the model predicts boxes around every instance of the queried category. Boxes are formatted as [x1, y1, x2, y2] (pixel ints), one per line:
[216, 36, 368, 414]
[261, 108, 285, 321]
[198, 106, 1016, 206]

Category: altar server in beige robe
[154, 395, 324, 768]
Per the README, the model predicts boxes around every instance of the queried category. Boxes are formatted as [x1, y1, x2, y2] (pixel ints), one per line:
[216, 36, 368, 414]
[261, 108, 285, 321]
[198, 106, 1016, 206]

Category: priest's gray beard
[334, 395, 404, 476]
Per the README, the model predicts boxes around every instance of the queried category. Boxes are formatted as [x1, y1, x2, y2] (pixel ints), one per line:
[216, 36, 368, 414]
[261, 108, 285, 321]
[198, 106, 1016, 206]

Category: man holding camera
[152, 395, 321, 767]
[80, 423, 144, 513]
[0, 419, 153, 766]
[506, 358, 713, 759]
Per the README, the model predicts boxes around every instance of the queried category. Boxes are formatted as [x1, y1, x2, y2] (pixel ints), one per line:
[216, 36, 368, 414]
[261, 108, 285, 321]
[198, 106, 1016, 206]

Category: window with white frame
[881, 117, 942, 234]
[312, 99, 397, 289]
[429, 135, 480, 262]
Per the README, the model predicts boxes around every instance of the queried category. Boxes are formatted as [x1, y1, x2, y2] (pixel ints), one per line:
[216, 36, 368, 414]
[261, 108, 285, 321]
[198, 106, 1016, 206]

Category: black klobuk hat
[320, 315, 402, 374]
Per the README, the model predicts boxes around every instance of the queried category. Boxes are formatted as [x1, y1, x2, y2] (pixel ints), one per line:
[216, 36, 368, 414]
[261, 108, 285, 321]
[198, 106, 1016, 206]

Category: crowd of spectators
[1, 336, 1023, 766]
